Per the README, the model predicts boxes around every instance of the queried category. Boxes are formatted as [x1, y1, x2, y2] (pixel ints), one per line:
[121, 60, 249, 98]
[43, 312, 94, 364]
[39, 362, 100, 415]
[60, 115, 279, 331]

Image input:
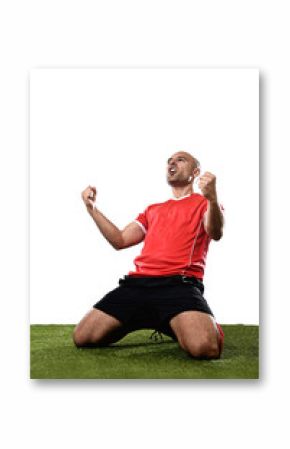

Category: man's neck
[171, 185, 194, 199]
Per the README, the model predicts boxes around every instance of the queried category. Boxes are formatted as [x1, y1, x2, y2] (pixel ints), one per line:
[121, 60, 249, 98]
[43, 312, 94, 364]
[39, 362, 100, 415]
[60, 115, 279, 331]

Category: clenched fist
[81, 185, 97, 212]
[198, 172, 218, 202]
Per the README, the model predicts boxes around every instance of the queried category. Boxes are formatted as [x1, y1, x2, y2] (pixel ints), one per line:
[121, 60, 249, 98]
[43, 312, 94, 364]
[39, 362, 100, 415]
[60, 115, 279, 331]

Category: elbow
[112, 242, 124, 250]
[206, 227, 223, 241]
[112, 237, 125, 250]
[211, 230, 223, 241]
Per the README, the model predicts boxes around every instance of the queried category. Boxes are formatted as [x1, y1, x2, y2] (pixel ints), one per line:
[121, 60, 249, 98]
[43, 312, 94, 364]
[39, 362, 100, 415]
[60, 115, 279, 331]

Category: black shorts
[93, 275, 214, 340]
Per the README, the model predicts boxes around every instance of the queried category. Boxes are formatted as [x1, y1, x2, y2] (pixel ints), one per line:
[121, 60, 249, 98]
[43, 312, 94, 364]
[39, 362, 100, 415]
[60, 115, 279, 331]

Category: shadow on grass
[105, 340, 176, 350]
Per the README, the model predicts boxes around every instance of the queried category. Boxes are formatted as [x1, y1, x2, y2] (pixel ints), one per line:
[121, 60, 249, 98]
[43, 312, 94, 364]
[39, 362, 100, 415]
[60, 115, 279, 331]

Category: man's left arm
[198, 172, 224, 241]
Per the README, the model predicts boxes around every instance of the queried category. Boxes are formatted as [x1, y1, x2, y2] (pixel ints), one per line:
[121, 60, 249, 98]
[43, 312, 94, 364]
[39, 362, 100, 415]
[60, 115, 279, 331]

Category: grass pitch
[30, 325, 259, 379]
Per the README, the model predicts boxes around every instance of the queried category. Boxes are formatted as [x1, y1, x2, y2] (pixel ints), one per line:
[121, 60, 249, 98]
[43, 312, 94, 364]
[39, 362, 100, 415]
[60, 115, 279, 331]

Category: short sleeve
[134, 209, 148, 235]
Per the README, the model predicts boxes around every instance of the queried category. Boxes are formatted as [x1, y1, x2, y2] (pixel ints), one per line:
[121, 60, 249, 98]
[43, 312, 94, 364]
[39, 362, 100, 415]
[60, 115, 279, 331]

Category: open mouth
[168, 167, 177, 175]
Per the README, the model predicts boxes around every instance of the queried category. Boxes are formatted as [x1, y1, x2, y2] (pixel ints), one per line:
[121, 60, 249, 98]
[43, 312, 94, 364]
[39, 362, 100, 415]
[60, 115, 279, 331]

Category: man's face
[166, 152, 198, 186]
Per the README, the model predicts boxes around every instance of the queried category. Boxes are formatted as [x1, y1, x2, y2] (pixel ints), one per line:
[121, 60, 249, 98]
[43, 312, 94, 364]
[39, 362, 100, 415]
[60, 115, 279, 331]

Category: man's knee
[72, 309, 123, 348]
[73, 326, 94, 348]
[73, 328, 83, 348]
[73, 326, 110, 348]
[184, 334, 220, 359]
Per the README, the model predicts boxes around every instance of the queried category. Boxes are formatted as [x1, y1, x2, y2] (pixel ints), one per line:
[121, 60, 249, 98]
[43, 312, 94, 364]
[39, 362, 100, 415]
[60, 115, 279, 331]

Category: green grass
[30, 325, 259, 379]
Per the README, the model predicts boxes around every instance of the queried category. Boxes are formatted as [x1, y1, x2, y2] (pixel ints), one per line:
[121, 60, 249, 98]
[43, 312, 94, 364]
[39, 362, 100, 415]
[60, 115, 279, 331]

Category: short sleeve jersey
[128, 193, 215, 280]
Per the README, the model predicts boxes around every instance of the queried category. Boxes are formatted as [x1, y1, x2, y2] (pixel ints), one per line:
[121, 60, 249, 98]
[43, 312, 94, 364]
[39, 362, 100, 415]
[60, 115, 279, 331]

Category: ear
[193, 167, 200, 179]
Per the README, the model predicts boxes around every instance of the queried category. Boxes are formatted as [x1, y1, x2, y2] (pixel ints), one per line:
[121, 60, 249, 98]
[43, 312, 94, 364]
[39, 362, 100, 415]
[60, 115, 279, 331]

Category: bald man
[73, 152, 224, 359]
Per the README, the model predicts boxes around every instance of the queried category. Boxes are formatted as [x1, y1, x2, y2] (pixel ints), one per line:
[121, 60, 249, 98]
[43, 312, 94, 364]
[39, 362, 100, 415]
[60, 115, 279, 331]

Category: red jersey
[128, 193, 213, 280]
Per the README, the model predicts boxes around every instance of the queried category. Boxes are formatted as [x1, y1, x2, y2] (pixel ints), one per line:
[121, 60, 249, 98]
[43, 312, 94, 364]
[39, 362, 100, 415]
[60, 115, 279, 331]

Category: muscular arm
[89, 208, 145, 250]
[203, 199, 224, 241]
[198, 172, 224, 241]
[82, 185, 145, 250]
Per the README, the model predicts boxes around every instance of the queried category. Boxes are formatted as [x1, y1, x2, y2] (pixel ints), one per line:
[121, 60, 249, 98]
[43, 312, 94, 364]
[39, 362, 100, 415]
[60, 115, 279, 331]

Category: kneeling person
[73, 151, 224, 359]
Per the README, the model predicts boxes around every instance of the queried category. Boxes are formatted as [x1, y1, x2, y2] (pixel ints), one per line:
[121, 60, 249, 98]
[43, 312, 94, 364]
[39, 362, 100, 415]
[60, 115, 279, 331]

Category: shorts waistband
[119, 274, 204, 289]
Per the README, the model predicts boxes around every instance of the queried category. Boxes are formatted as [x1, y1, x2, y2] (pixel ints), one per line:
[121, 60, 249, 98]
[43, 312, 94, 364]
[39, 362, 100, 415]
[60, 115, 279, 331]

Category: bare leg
[73, 308, 124, 348]
[170, 311, 223, 359]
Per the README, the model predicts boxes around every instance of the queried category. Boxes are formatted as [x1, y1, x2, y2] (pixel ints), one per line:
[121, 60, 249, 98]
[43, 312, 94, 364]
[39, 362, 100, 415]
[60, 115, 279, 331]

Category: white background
[1, 1, 289, 449]
[30, 68, 259, 324]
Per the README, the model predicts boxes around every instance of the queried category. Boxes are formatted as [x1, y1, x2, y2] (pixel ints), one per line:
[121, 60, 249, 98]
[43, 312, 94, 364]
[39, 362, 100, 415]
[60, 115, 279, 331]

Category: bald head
[170, 151, 200, 170]
[167, 151, 201, 187]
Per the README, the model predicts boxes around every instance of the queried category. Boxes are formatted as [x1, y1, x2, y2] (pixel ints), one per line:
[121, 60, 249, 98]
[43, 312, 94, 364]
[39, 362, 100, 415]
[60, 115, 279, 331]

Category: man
[73, 151, 224, 359]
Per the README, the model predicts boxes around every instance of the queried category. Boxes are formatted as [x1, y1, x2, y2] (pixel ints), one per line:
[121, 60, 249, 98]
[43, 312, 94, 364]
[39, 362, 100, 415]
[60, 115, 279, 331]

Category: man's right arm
[82, 186, 145, 250]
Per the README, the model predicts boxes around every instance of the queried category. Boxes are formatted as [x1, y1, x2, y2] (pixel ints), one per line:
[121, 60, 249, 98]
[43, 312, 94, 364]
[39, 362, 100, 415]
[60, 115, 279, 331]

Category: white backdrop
[30, 68, 259, 324]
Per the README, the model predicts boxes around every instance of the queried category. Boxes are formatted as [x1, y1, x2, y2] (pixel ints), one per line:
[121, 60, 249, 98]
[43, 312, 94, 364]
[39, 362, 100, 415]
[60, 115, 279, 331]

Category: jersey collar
[171, 193, 192, 201]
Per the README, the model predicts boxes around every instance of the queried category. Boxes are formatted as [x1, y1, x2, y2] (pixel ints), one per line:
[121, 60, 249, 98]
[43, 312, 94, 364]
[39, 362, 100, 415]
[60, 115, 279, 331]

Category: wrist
[87, 204, 97, 215]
